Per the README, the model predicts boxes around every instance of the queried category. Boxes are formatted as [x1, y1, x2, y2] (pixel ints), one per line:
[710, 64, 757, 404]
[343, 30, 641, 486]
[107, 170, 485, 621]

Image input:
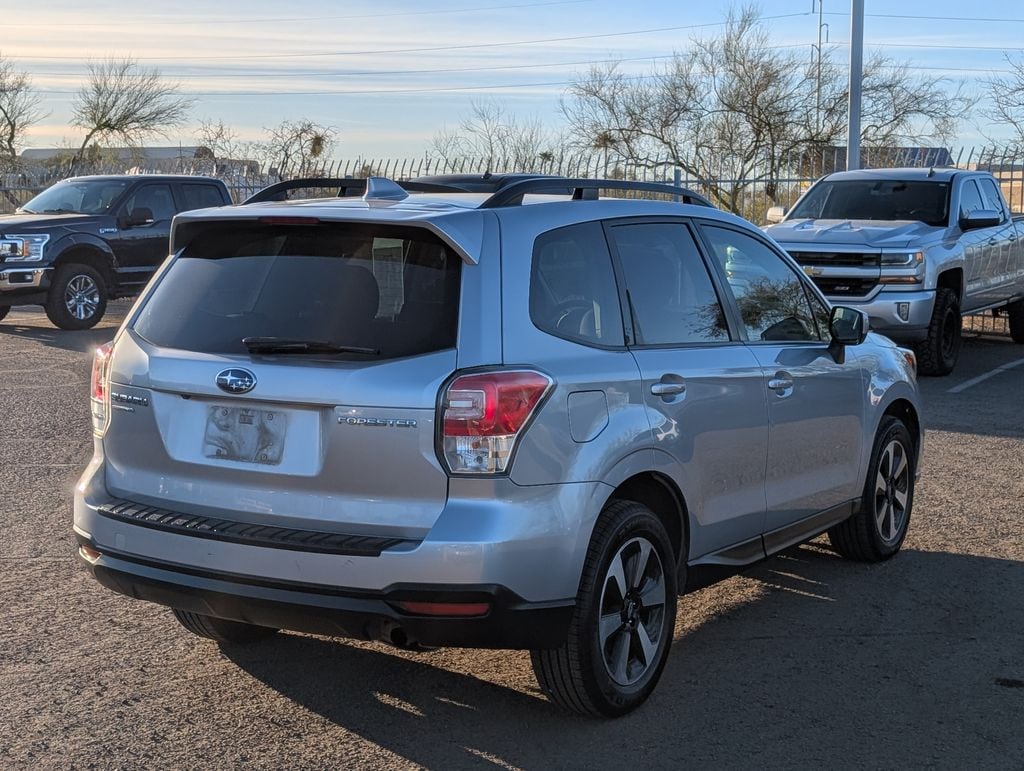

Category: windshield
[789, 180, 951, 227]
[21, 179, 129, 215]
[133, 221, 462, 360]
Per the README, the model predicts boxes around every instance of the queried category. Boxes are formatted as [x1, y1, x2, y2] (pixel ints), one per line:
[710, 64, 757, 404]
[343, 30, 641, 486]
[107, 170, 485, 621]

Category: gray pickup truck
[765, 168, 1024, 374]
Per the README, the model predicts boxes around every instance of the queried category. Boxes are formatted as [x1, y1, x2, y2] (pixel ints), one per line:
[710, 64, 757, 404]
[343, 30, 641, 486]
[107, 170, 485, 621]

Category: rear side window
[133, 222, 461, 360]
[180, 184, 226, 211]
[609, 222, 729, 345]
[529, 222, 624, 347]
[122, 183, 177, 221]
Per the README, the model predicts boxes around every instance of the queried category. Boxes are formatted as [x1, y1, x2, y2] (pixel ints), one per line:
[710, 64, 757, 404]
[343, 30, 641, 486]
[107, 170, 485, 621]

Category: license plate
[203, 406, 287, 465]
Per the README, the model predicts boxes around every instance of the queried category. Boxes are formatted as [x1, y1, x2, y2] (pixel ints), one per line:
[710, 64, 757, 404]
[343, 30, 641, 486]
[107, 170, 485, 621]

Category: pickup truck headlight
[880, 250, 924, 266]
[0, 233, 49, 262]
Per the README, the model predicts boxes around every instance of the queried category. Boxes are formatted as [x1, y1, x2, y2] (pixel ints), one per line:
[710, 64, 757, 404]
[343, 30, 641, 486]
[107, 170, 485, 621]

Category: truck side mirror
[765, 205, 787, 224]
[120, 207, 154, 228]
[959, 209, 1001, 230]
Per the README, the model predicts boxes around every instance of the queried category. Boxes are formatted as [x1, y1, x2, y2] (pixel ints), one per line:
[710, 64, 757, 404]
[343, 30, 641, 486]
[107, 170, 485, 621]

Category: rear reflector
[396, 601, 491, 617]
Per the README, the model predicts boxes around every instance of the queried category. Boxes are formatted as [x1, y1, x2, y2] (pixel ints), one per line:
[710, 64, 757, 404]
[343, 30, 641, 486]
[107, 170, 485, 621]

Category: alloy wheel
[65, 275, 100, 321]
[874, 439, 910, 544]
[598, 536, 668, 687]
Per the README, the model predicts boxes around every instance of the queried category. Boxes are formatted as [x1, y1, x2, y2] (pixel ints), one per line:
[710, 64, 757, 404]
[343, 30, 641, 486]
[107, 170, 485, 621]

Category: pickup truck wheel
[45, 264, 108, 330]
[0, 306, 8, 322]
[531, 500, 677, 717]
[1007, 299, 1024, 344]
[171, 609, 278, 644]
[914, 287, 961, 376]
[828, 416, 914, 562]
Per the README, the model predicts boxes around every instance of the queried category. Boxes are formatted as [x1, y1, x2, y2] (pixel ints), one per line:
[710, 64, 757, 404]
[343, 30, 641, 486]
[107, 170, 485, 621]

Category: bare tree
[0, 54, 44, 168]
[986, 55, 1024, 149]
[195, 118, 244, 162]
[431, 100, 562, 172]
[71, 57, 193, 169]
[563, 4, 972, 213]
[261, 119, 337, 176]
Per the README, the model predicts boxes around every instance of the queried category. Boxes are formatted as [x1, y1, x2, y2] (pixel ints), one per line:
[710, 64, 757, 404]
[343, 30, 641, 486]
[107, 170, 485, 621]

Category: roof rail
[478, 177, 714, 209]
[243, 177, 466, 204]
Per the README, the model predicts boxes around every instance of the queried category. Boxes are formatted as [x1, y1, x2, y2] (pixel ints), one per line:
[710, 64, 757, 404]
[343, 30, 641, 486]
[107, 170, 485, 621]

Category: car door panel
[698, 222, 867, 533]
[604, 219, 770, 559]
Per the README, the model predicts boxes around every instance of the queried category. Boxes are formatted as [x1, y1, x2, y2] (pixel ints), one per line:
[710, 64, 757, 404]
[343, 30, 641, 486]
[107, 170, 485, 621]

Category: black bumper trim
[97, 497, 417, 557]
[76, 537, 574, 650]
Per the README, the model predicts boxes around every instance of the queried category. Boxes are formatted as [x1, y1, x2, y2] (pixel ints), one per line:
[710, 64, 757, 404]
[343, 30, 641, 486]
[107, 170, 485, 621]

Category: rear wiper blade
[242, 336, 379, 356]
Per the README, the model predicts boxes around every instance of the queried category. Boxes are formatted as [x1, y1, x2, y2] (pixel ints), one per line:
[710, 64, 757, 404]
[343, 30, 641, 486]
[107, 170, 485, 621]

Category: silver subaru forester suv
[76, 177, 922, 717]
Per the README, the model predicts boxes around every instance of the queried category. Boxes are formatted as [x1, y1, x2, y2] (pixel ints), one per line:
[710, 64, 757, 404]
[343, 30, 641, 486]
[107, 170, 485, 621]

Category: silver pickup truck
[765, 168, 1024, 374]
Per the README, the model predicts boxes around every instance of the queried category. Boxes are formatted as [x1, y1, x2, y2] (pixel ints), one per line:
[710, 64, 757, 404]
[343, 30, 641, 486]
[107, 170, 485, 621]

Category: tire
[828, 416, 915, 562]
[531, 500, 678, 718]
[914, 287, 961, 376]
[0, 306, 8, 322]
[171, 609, 278, 645]
[1007, 299, 1024, 344]
[45, 263, 108, 330]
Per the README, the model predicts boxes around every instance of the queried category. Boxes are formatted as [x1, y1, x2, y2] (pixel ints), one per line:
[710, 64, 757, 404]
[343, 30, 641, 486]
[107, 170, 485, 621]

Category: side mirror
[829, 306, 869, 346]
[120, 207, 154, 228]
[765, 205, 787, 224]
[959, 209, 1001, 230]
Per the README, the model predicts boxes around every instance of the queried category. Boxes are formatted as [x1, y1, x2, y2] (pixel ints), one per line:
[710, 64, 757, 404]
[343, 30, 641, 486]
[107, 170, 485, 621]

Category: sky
[4, 0, 1024, 158]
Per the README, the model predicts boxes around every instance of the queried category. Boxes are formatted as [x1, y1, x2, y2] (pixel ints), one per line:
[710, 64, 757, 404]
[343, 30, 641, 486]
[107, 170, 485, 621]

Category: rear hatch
[102, 218, 462, 538]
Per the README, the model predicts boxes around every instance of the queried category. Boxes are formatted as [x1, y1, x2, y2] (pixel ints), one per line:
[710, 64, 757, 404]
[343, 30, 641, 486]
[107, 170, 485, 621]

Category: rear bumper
[76, 536, 574, 649]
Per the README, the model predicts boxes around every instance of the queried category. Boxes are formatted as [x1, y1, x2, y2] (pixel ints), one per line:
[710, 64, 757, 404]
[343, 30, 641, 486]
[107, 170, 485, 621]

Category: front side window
[530, 222, 624, 347]
[133, 222, 461, 360]
[977, 178, 1007, 221]
[958, 180, 986, 220]
[609, 222, 729, 345]
[701, 226, 822, 342]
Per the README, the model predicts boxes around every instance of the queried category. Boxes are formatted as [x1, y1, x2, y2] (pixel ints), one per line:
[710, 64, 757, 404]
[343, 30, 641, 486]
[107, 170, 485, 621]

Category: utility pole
[847, 0, 864, 170]
[812, 1, 829, 134]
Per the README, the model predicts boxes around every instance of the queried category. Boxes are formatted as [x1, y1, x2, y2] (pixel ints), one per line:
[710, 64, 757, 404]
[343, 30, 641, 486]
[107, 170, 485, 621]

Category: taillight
[439, 370, 553, 474]
[90, 341, 114, 436]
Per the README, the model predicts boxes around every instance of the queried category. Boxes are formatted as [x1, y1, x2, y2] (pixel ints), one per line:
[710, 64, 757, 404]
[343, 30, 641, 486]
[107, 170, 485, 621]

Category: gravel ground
[1, 303, 1022, 770]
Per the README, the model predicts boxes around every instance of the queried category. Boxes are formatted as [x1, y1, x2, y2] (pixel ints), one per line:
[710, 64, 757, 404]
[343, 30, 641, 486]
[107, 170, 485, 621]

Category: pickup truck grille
[810, 277, 878, 297]
[788, 251, 881, 268]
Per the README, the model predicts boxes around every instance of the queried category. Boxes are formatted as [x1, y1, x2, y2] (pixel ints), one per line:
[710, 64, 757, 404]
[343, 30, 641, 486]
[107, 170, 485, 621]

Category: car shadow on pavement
[223, 545, 1024, 769]
[0, 319, 117, 354]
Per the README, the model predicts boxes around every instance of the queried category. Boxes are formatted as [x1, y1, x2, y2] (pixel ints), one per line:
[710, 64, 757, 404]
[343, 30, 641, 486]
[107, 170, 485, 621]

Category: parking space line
[947, 356, 1024, 394]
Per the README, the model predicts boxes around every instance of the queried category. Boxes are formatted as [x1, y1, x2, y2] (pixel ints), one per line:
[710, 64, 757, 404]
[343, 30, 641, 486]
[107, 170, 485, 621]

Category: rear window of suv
[133, 221, 461, 360]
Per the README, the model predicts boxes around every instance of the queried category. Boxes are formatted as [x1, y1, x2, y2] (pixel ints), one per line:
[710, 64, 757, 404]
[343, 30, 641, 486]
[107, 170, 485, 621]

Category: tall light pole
[847, 0, 865, 170]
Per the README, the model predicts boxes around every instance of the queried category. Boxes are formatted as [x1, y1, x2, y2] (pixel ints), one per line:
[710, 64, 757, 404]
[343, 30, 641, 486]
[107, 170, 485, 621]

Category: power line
[826, 12, 1024, 24]
[0, 0, 594, 28]
[7, 12, 812, 62]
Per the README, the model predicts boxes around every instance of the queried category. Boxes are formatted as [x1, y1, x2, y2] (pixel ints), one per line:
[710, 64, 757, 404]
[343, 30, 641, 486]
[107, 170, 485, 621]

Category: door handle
[768, 371, 794, 392]
[650, 374, 686, 398]
[988, 237, 999, 246]
[651, 382, 686, 396]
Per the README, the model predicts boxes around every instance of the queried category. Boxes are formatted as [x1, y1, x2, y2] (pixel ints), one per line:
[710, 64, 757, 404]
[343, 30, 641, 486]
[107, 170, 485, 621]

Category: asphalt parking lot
[1, 302, 1022, 769]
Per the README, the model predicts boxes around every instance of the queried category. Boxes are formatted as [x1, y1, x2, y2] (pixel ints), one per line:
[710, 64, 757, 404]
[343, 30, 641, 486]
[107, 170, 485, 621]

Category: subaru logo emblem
[216, 368, 256, 395]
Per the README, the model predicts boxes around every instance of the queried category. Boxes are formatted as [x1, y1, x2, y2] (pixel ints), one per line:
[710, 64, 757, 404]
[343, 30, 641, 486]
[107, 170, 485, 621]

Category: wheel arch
[936, 267, 964, 301]
[604, 470, 689, 573]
